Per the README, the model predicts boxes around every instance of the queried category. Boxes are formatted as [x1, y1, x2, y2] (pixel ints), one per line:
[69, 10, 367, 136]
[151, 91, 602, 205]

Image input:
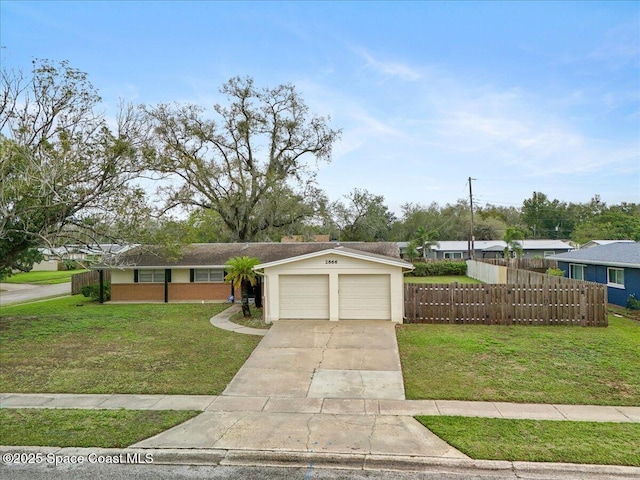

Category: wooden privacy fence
[479, 258, 558, 271]
[71, 270, 111, 295]
[404, 283, 608, 326]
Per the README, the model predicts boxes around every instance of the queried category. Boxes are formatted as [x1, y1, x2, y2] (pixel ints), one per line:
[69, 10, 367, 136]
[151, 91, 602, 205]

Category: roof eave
[254, 247, 414, 271]
[550, 258, 640, 269]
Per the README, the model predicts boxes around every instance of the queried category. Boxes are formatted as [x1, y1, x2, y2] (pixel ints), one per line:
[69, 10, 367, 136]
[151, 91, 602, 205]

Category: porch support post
[99, 269, 104, 304]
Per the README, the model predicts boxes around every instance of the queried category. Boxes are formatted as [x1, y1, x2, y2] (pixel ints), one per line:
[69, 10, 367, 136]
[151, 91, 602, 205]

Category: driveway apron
[134, 320, 467, 458]
[222, 320, 406, 400]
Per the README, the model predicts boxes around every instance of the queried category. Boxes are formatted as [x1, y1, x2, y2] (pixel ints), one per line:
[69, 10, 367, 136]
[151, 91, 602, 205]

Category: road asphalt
[0, 282, 71, 306]
[1, 302, 638, 478]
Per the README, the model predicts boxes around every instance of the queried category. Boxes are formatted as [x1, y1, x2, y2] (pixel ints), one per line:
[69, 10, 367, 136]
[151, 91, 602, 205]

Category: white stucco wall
[261, 253, 406, 323]
[31, 260, 59, 272]
[172, 269, 190, 283]
[111, 269, 134, 284]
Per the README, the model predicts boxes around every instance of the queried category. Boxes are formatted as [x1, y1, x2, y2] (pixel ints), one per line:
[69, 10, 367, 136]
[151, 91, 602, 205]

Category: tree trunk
[241, 280, 251, 317]
[254, 278, 262, 308]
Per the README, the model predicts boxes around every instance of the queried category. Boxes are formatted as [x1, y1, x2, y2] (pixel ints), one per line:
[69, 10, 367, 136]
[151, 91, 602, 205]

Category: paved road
[2, 458, 634, 480]
[0, 282, 71, 306]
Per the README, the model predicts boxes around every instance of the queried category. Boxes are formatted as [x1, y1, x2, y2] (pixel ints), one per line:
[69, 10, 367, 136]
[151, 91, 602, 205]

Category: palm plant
[415, 227, 439, 260]
[224, 256, 261, 317]
[503, 227, 525, 259]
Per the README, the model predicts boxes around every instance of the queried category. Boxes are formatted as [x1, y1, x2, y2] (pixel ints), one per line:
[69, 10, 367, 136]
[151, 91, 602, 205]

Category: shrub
[546, 268, 565, 277]
[59, 259, 80, 271]
[408, 261, 467, 277]
[80, 283, 111, 301]
[626, 294, 640, 311]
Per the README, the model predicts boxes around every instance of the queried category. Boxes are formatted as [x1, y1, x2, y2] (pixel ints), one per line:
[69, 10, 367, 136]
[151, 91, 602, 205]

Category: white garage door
[339, 274, 391, 320]
[279, 274, 330, 320]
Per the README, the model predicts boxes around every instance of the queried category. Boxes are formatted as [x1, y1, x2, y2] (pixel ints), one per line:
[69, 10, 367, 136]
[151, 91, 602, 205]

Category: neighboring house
[548, 242, 640, 307]
[32, 244, 135, 271]
[581, 240, 635, 249]
[422, 240, 574, 260]
[96, 242, 410, 320]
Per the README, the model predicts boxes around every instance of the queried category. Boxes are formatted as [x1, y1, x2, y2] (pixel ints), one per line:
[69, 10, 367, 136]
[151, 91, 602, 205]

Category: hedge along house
[548, 241, 640, 307]
[254, 246, 414, 323]
[96, 242, 404, 304]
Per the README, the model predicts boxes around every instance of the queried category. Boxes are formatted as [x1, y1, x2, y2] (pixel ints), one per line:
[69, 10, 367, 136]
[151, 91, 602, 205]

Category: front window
[607, 268, 624, 288]
[138, 269, 165, 283]
[194, 268, 225, 282]
[444, 252, 463, 259]
[569, 264, 585, 281]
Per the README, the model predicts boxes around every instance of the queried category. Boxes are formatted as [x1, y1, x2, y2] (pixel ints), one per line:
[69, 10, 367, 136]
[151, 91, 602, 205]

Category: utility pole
[468, 177, 476, 260]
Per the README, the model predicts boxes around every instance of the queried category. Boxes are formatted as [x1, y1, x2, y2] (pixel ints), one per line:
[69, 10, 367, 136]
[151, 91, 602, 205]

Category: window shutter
[190, 269, 195, 282]
[166, 269, 172, 283]
[134, 269, 138, 283]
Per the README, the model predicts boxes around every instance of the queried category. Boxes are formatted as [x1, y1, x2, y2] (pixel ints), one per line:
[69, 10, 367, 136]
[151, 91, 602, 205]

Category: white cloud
[352, 47, 421, 81]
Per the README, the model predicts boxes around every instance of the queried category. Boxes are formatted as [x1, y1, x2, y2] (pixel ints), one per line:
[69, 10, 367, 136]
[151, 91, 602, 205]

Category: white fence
[466, 260, 507, 284]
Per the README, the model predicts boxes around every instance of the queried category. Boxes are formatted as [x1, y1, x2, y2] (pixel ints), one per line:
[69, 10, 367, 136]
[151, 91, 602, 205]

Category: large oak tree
[144, 77, 340, 242]
[0, 59, 149, 276]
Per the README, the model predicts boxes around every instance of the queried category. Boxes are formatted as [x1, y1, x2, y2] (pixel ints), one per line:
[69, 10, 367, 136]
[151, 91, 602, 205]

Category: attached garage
[255, 246, 413, 323]
[339, 274, 391, 320]
[279, 274, 329, 320]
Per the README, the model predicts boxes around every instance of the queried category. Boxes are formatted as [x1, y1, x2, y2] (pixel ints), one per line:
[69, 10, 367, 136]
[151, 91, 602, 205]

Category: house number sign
[325, 259, 338, 264]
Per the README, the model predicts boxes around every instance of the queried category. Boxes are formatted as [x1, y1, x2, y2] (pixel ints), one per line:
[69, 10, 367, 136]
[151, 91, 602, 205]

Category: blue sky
[2, 0, 639, 214]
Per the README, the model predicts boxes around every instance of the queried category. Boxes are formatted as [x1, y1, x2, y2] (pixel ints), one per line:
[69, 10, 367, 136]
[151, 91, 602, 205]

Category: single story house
[419, 240, 574, 260]
[255, 246, 413, 323]
[31, 244, 136, 271]
[548, 242, 640, 307]
[580, 239, 635, 249]
[97, 242, 413, 322]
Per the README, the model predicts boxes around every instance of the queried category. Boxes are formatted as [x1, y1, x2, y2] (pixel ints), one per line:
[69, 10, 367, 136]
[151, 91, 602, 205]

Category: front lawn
[2, 270, 88, 285]
[397, 314, 640, 405]
[404, 275, 482, 284]
[0, 296, 261, 394]
[231, 306, 270, 329]
[0, 409, 199, 447]
[417, 416, 640, 466]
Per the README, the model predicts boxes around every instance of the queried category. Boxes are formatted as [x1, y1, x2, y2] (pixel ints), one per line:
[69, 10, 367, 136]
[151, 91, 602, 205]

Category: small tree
[415, 226, 439, 260]
[224, 256, 261, 317]
[503, 226, 525, 259]
[404, 240, 419, 262]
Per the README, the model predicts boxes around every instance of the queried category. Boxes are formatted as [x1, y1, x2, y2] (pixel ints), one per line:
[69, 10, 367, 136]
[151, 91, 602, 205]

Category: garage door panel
[279, 274, 329, 319]
[339, 274, 390, 320]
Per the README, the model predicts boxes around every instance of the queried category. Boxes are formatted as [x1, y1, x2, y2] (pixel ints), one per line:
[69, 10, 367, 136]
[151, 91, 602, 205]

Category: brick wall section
[169, 283, 231, 301]
[111, 283, 232, 302]
[112, 284, 164, 302]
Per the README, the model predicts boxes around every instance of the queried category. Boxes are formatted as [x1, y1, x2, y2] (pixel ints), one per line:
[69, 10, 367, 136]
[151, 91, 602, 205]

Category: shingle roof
[107, 242, 402, 268]
[432, 240, 574, 251]
[548, 242, 640, 268]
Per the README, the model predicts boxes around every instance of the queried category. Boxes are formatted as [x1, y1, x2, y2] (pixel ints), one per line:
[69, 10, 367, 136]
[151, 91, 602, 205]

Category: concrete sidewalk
[2, 393, 638, 422]
[209, 303, 268, 336]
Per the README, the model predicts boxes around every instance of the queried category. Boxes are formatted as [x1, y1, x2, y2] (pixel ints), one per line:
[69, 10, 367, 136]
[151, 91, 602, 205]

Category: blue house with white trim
[549, 242, 640, 307]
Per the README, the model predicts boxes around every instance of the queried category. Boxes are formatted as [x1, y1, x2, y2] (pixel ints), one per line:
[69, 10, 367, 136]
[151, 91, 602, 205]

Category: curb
[2, 446, 639, 478]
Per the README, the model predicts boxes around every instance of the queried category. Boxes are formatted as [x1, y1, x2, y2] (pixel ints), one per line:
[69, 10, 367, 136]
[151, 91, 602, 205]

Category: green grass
[417, 416, 640, 466]
[0, 409, 199, 447]
[2, 270, 88, 284]
[231, 306, 270, 329]
[0, 296, 261, 394]
[404, 275, 483, 284]
[397, 314, 640, 405]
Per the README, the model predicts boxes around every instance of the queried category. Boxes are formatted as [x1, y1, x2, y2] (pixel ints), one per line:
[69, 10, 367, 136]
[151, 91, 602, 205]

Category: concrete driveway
[223, 320, 405, 400]
[134, 319, 467, 458]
